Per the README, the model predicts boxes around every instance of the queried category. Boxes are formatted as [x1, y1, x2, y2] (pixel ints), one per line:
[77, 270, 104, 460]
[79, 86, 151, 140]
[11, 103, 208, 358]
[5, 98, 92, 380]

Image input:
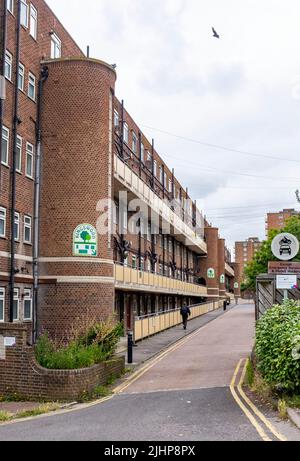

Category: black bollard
[127, 330, 133, 364]
[223, 300, 227, 311]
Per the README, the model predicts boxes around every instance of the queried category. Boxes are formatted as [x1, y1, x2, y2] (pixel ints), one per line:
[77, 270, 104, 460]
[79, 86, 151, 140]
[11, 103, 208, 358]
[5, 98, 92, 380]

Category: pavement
[0, 302, 300, 441]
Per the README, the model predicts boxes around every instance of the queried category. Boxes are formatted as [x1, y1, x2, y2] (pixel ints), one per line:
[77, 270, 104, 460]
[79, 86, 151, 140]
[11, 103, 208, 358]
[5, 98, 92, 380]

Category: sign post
[270, 233, 300, 301]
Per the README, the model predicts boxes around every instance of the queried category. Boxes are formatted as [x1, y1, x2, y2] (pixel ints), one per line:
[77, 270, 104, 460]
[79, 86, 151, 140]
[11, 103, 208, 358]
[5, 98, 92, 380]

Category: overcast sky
[47, 0, 300, 256]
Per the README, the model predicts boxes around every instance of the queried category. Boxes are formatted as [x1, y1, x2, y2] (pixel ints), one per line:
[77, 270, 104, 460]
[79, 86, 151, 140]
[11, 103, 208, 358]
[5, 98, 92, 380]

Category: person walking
[180, 303, 191, 330]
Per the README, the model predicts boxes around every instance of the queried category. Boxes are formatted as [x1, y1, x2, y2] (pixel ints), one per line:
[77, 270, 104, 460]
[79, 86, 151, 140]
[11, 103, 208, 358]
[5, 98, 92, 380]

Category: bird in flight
[212, 27, 220, 39]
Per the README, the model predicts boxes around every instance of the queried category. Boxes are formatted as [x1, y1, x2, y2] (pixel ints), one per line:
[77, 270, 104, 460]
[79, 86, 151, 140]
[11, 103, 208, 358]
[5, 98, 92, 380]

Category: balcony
[115, 263, 208, 297]
[114, 155, 207, 255]
[225, 263, 235, 277]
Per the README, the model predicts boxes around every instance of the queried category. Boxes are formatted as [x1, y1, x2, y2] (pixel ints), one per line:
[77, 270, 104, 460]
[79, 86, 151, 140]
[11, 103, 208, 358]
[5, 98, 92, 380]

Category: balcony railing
[115, 263, 207, 296]
[134, 301, 217, 341]
[114, 154, 207, 254]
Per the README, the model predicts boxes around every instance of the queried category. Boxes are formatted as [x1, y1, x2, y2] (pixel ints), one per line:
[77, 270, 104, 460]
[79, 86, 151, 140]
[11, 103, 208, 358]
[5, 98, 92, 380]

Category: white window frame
[153, 160, 157, 177]
[141, 143, 145, 163]
[23, 289, 33, 321]
[1, 126, 9, 166]
[123, 122, 129, 144]
[7, 0, 13, 14]
[51, 33, 62, 59]
[0, 288, 4, 322]
[26, 142, 34, 178]
[132, 132, 138, 155]
[28, 72, 36, 101]
[114, 110, 119, 128]
[13, 288, 19, 321]
[24, 215, 32, 244]
[16, 135, 22, 172]
[14, 212, 20, 241]
[0, 207, 6, 238]
[132, 255, 137, 270]
[18, 63, 25, 91]
[30, 4, 38, 40]
[20, 0, 29, 28]
[5, 50, 12, 81]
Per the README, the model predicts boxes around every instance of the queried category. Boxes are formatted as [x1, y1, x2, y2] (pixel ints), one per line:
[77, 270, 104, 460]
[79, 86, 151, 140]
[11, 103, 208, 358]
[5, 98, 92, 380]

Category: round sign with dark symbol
[271, 233, 299, 261]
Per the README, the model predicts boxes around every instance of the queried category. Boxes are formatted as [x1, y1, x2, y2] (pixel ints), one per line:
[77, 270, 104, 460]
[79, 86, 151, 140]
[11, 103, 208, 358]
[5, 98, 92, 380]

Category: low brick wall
[0, 324, 125, 401]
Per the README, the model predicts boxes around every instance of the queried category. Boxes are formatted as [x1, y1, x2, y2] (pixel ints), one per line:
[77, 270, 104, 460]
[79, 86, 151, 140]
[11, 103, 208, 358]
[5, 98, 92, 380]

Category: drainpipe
[0, 0, 7, 193]
[32, 65, 49, 343]
[9, 0, 21, 323]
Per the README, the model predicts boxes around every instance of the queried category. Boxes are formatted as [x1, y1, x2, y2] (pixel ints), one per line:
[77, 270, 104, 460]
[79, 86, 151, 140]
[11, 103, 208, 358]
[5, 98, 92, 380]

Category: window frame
[0, 288, 4, 323]
[16, 135, 22, 173]
[114, 110, 119, 128]
[24, 215, 32, 244]
[123, 122, 129, 145]
[14, 212, 20, 242]
[18, 63, 25, 91]
[23, 289, 33, 321]
[0, 207, 6, 238]
[26, 142, 34, 178]
[29, 4, 38, 40]
[7, 0, 13, 14]
[51, 33, 62, 59]
[13, 288, 19, 322]
[5, 50, 12, 81]
[28, 72, 36, 101]
[132, 132, 138, 155]
[1, 126, 9, 166]
[20, 0, 29, 28]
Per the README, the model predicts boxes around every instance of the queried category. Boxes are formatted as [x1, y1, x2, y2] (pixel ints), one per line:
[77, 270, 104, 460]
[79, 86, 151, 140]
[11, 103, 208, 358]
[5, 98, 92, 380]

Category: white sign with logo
[276, 275, 297, 290]
[220, 274, 225, 284]
[271, 233, 299, 261]
[4, 337, 16, 347]
[207, 268, 215, 279]
[73, 224, 98, 257]
[234, 282, 239, 289]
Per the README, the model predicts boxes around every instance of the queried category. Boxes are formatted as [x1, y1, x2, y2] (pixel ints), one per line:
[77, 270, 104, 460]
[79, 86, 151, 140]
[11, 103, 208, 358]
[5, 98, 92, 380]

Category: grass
[245, 357, 300, 419]
[0, 403, 60, 423]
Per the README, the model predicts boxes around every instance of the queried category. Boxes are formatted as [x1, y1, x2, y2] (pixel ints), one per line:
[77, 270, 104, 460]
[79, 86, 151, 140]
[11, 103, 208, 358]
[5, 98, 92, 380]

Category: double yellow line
[230, 359, 287, 442]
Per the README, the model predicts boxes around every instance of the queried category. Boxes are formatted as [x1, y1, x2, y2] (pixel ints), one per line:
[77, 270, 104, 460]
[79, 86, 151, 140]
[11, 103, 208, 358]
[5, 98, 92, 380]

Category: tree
[80, 231, 91, 243]
[243, 215, 300, 291]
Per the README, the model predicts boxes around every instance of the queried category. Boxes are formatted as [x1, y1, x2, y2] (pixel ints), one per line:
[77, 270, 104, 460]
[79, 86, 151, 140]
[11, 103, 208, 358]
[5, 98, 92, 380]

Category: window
[132, 255, 137, 270]
[20, 0, 29, 28]
[147, 223, 151, 242]
[7, 0, 13, 14]
[114, 110, 119, 128]
[13, 289, 19, 321]
[153, 160, 157, 177]
[164, 172, 167, 187]
[51, 33, 61, 59]
[26, 142, 34, 178]
[23, 289, 32, 321]
[1, 126, 9, 166]
[14, 212, 20, 241]
[5, 50, 12, 81]
[0, 288, 4, 322]
[24, 215, 32, 244]
[16, 135, 22, 172]
[0, 208, 6, 238]
[159, 166, 163, 184]
[18, 63, 25, 91]
[140, 257, 144, 271]
[123, 122, 129, 144]
[141, 143, 144, 163]
[132, 132, 137, 155]
[30, 4, 38, 39]
[28, 72, 36, 101]
[169, 178, 172, 193]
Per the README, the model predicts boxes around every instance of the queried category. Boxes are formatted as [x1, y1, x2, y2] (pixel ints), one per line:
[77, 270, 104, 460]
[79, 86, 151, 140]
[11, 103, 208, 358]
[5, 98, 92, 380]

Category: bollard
[127, 330, 133, 364]
[223, 300, 227, 311]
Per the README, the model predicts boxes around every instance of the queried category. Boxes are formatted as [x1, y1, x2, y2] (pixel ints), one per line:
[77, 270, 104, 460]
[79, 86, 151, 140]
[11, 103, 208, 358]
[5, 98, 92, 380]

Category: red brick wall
[0, 324, 125, 401]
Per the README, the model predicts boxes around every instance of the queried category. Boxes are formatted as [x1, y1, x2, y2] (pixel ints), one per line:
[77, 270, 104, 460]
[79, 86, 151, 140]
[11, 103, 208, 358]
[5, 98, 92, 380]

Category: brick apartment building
[265, 208, 299, 236]
[235, 237, 262, 280]
[0, 0, 240, 343]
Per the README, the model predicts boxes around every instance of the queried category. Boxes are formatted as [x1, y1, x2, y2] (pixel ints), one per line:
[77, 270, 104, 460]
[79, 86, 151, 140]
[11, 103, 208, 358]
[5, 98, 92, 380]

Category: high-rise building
[266, 209, 299, 236]
[235, 237, 262, 280]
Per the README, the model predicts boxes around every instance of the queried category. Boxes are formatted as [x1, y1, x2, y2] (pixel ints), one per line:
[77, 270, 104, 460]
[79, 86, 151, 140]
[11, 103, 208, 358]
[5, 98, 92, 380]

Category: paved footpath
[0, 303, 300, 441]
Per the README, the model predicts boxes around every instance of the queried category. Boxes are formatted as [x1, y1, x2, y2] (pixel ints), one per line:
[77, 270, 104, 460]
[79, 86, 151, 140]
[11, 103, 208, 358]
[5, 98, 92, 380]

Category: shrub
[35, 321, 123, 370]
[255, 300, 300, 393]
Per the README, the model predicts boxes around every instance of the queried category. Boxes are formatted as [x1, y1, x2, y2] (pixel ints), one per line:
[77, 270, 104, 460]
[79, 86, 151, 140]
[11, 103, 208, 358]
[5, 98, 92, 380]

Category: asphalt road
[0, 304, 299, 441]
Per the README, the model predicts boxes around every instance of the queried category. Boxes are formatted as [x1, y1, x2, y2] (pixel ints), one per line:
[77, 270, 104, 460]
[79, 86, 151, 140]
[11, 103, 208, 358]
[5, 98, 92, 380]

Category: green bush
[255, 301, 300, 393]
[35, 321, 123, 370]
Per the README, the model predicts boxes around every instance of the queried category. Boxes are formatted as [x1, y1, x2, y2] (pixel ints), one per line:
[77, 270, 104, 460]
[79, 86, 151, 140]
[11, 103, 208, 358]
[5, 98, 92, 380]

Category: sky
[47, 0, 300, 256]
